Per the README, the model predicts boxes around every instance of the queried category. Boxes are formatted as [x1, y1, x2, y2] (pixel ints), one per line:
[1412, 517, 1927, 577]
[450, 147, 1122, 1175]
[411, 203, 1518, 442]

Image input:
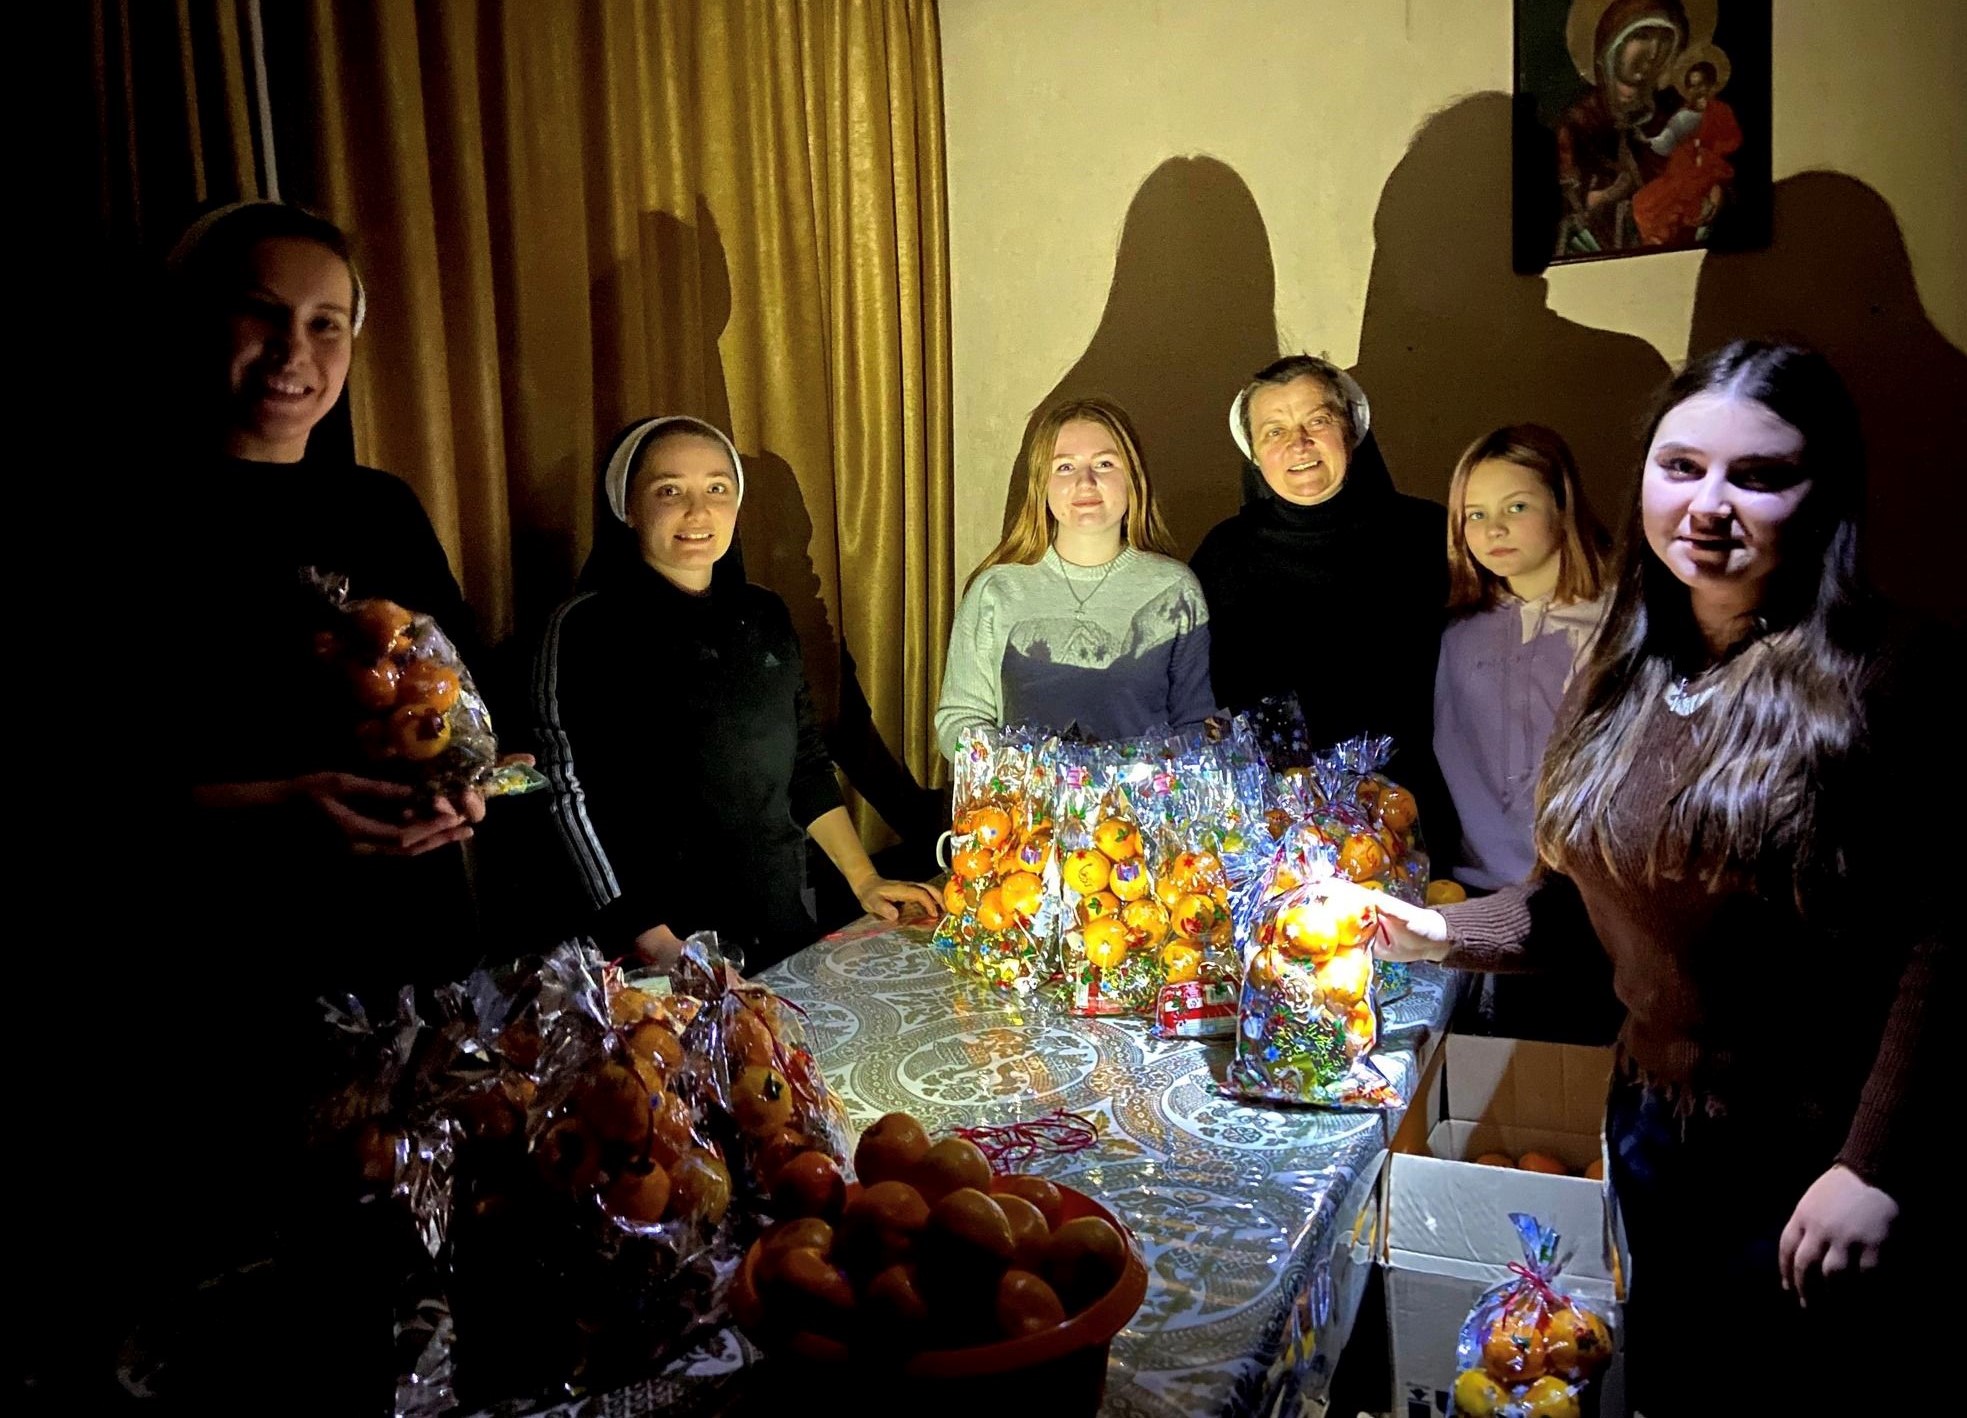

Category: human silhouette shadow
[1353, 92, 1671, 518]
[1689, 171, 1967, 626]
[1000, 156, 1280, 559]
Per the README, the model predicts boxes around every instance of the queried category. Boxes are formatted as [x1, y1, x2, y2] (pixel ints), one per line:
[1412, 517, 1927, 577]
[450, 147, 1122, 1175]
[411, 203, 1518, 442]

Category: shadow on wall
[1689, 171, 1967, 627]
[1001, 156, 1281, 562]
[1352, 92, 1671, 522]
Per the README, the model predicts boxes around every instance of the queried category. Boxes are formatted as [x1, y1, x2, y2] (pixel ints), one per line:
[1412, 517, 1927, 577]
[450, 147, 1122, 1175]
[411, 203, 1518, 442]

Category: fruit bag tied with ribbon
[1130, 731, 1245, 1038]
[1055, 738, 1168, 1015]
[698, 962, 856, 1224]
[307, 569, 543, 801]
[932, 724, 1059, 990]
[309, 937, 743, 1415]
[1329, 735, 1430, 1003]
[1449, 1214, 1614, 1418]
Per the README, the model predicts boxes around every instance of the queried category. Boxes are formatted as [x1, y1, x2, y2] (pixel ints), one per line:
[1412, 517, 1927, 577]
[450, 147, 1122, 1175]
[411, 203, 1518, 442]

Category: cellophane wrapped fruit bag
[1449, 1214, 1615, 1418]
[1054, 739, 1169, 1016]
[1132, 731, 1245, 1039]
[308, 569, 542, 800]
[306, 934, 854, 1414]
[932, 725, 1060, 991]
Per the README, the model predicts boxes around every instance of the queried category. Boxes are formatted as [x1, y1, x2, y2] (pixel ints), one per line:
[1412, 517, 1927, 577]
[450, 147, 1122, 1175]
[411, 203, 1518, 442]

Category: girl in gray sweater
[936, 397, 1214, 757]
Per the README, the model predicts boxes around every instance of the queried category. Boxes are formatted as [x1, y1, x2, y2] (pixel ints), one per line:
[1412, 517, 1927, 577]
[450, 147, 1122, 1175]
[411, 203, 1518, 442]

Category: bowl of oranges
[731, 1111, 1147, 1415]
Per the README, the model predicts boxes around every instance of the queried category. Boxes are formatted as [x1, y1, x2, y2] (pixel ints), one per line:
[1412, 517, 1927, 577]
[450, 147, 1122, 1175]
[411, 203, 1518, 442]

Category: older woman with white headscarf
[1190, 355, 1451, 815]
[531, 416, 938, 971]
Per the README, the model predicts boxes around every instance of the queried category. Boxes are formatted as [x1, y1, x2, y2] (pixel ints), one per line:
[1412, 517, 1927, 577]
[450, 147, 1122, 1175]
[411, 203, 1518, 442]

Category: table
[536, 918, 1458, 1418]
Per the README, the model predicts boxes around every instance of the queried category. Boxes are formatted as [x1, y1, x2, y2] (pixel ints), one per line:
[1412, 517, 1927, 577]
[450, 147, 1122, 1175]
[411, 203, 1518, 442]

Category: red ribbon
[955, 1109, 1100, 1171]
[1507, 1261, 1564, 1313]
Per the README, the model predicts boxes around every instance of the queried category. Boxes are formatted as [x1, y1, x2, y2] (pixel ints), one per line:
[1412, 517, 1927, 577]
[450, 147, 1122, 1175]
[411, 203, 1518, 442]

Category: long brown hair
[1534, 341, 1874, 906]
[1446, 423, 1610, 613]
[968, 397, 1177, 590]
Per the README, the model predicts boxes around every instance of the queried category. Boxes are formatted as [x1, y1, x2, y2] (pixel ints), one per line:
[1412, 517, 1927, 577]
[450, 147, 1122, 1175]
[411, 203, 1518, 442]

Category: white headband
[604, 415, 746, 522]
[1229, 365, 1372, 462]
[167, 200, 367, 335]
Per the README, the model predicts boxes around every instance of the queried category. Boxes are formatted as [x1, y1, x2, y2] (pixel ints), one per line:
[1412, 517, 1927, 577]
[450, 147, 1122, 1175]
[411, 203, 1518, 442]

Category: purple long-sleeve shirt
[1433, 595, 1606, 890]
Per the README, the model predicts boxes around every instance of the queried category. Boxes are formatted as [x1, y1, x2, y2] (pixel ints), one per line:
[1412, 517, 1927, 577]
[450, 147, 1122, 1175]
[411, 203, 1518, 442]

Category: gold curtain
[293, 0, 954, 825]
[86, 0, 270, 253]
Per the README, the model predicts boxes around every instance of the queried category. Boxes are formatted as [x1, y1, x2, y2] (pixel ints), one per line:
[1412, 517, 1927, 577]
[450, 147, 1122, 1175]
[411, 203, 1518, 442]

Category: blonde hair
[1446, 424, 1610, 613]
[968, 398, 1176, 590]
[1534, 343, 1873, 910]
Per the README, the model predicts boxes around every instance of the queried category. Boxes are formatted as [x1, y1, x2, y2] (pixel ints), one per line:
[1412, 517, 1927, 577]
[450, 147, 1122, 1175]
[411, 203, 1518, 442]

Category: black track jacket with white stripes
[530, 558, 843, 960]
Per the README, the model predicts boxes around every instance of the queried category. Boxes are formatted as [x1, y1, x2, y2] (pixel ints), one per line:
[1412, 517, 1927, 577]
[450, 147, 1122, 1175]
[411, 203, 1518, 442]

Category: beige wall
[942, 0, 1967, 602]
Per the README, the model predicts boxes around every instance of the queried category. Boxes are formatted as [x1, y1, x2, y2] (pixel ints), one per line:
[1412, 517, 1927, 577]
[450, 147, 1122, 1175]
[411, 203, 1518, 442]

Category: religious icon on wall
[1513, 0, 1770, 270]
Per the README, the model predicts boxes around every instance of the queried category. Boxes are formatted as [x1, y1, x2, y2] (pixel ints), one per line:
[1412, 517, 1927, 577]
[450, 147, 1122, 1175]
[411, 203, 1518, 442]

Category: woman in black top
[534, 416, 938, 971]
[1191, 354, 1452, 822]
[149, 202, 500, 1004]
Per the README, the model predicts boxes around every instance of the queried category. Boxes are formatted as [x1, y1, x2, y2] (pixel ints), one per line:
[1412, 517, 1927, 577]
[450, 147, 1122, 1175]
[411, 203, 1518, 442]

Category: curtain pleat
[283, 0, 952, 828]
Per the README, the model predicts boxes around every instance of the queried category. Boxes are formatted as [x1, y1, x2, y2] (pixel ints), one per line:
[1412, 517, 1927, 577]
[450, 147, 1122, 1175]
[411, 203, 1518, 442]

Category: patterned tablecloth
[533, 919, 1459, 1418]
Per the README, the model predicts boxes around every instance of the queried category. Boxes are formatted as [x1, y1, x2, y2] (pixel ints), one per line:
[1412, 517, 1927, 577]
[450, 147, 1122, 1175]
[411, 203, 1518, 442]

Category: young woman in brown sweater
[1367, 341, 1951, 1413]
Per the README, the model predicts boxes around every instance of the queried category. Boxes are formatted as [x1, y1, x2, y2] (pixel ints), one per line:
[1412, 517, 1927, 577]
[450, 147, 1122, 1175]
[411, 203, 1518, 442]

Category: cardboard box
[1381, 1035, 1629, 1418]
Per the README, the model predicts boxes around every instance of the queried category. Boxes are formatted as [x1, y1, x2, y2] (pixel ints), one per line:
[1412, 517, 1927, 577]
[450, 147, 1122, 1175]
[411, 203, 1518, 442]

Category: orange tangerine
[1155, 875, 1185, 910]
[1170, 892, 1220, 940]
[1092, 818, 1140, 861]
[1108, 857, 1150, 902]
[963, 806, 1014, 849]
[976, 888, 1013, 933]
[1013, 833, 1053, 872]
[1062, 849, 1111, 895]
[1082, 917, 1130, 970]
[942, 877, 968, 917]
[1121, 898, 1171, 946]
[1161, 943, 1202, 984]
[1313, 951, 1371, 1007]
[1425, 879, 1468, 906]
[951, 845, 994, 881]
[1276, 902, 1339, 961]
[999, 871, 1044, 920]
[1379, 785, 1418, 832]
[1338, 834, 1388, 883]
[1078, 890, 1121, 924]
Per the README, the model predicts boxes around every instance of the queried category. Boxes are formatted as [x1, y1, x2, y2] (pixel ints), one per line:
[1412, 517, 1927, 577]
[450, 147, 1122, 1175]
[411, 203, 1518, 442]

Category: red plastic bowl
[731, 1181, 1148, 1415]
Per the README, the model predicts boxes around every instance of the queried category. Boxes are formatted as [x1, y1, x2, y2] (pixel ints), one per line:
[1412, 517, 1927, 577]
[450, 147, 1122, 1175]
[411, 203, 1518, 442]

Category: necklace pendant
[1664, 676, 1718, 717]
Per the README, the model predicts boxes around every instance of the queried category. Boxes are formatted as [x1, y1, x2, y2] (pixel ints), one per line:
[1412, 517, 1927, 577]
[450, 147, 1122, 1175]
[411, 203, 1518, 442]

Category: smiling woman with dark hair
[1368, 341, 1952, 1414]
[533, 416, 938, 972]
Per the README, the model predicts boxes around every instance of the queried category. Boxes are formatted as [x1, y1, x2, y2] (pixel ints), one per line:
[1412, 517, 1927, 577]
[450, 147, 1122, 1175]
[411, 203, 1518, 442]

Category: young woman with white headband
[532, 416, 939, 971]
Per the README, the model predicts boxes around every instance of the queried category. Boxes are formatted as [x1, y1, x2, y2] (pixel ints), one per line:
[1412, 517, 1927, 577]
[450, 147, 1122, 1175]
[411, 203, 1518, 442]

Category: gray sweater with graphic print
[935, 547, 1215, 758]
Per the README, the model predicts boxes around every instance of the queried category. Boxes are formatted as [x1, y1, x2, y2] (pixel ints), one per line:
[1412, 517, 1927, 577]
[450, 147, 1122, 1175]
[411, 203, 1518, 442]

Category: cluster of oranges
[735, 1111, 1133, 1354]
[942, 801, 1051, 938]
[516, 983, 736, 1228]
[1453, 1294, 1613, 1418]
[1069, 820, 1230, 985]
[1247, 893, 1381, 1056]
[318, 597, 467, 768]
[1472, 1150, 1605, 1180]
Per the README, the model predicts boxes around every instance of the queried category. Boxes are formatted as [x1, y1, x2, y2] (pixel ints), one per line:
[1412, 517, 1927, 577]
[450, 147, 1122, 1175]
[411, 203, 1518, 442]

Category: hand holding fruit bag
[309, 569, 541, 799]
[1450, 1214, 1614, 1418]
[1226, 869, 1394, 1107]
[932, 725, 1059, 991]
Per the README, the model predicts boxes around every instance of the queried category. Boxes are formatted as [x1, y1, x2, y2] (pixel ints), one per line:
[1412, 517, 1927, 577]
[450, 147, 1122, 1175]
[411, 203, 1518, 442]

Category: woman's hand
[296, 773, 477, 855]
[1779, 1164, 1898, 1305]
[1323, 881, 1453, 963]
[854, 876, 942, 924]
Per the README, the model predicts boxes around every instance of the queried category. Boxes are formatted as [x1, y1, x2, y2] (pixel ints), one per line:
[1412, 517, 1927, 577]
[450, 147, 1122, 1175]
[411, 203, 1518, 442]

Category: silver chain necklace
[1056, 551, 1120, 622]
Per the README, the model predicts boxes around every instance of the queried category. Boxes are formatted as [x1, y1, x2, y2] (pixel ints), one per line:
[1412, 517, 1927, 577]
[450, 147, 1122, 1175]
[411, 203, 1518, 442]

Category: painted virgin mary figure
[1553, 0, 1690, 255]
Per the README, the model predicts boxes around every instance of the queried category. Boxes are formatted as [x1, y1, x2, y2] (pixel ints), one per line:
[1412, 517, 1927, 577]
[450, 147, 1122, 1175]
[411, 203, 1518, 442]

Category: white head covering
[1228, 361, 1372, 462]
[167, 200, 368, 335]
[604, 415, 746, 522]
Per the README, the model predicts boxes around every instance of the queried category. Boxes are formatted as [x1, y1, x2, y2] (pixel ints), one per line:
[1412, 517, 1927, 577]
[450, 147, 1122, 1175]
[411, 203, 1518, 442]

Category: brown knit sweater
[1442, 643, 1954, 1197]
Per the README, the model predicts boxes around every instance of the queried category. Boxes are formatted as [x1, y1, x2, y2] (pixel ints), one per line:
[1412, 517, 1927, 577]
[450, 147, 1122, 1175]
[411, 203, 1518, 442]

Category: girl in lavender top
[1435, 424, 1612, 890]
